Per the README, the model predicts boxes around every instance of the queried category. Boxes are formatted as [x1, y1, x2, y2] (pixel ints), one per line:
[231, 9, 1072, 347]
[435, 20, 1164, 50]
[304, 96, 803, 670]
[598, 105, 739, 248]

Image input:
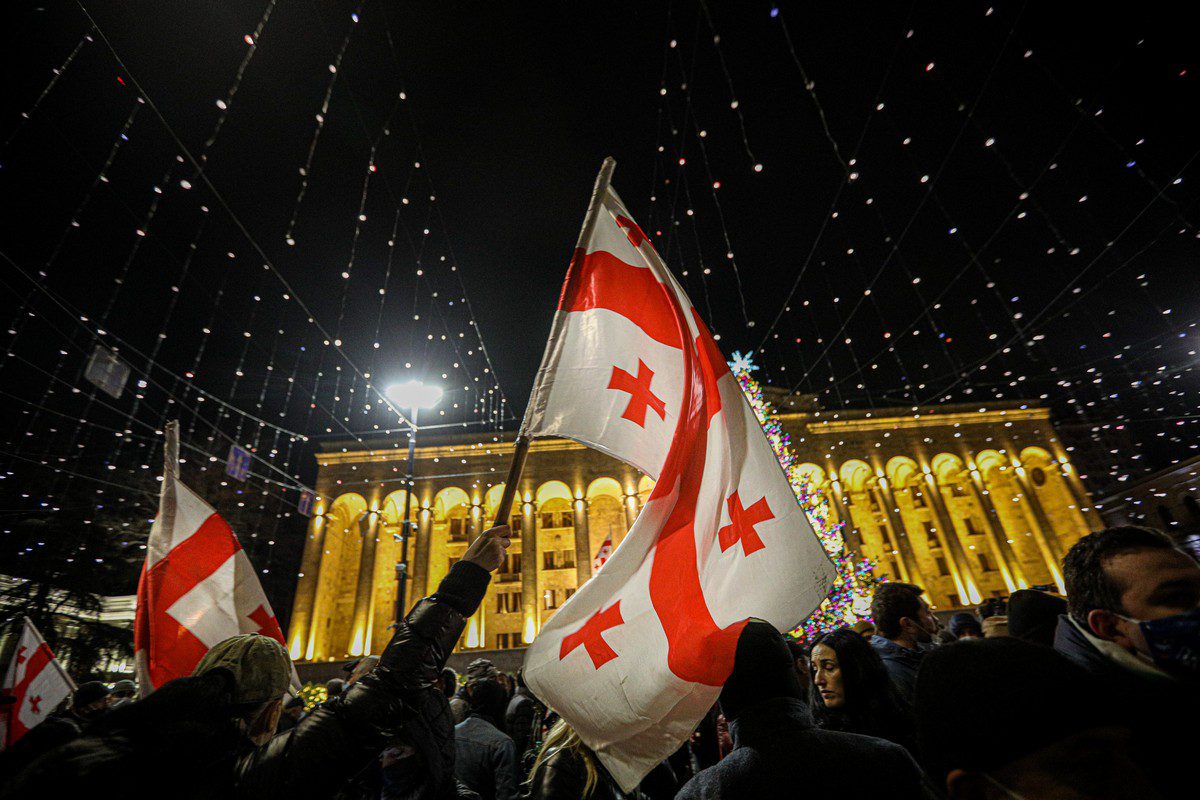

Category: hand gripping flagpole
[491, 157, 617, 527]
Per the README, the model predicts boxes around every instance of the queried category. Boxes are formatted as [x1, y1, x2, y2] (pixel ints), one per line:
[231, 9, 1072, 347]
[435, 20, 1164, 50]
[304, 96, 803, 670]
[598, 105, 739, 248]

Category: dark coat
[1053, 615, 1200, 799]
[676, 698, 926, 800]
[869, 635, 926, 703]
[1, 561, 491, 800]
[454, 714, 518, 800]
[504, 686, 537, 760]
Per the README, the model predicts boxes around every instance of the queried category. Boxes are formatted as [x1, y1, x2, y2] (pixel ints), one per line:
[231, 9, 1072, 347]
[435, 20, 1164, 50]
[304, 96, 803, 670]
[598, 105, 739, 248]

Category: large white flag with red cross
[135, 425, 289, 695]
[2, 617, 74, 746]
[520, 159, 835, 790]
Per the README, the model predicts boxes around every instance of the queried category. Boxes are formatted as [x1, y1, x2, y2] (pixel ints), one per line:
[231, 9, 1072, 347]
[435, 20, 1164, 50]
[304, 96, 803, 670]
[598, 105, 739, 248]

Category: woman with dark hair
[810, 627, 917, 756]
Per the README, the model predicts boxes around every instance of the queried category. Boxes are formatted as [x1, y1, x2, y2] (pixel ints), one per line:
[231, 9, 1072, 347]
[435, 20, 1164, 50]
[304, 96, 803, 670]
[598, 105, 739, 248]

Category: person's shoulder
[676, 756, 755, 800]
[810, 727, 912, 758]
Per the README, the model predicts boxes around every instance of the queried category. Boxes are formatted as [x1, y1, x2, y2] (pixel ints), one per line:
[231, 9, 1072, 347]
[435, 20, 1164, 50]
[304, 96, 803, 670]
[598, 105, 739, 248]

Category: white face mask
[984, 773, 1030, 800]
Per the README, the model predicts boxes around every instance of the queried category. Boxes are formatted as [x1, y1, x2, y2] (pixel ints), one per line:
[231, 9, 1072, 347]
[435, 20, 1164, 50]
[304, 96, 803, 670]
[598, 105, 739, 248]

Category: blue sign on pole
[225, 445, 251, 482]
[297, 490, 315, 518]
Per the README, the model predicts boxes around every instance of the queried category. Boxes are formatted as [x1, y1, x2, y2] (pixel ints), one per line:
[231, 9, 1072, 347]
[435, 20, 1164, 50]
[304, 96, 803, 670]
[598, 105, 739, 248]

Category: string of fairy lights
[643, 1, 1199, 495]
[1, 1, 511, 587]
[3, 1, 1199, 602]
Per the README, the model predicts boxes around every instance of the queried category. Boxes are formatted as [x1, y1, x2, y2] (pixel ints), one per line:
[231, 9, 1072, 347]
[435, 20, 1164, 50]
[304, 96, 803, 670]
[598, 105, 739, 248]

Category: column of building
[287, 510, 327, 661]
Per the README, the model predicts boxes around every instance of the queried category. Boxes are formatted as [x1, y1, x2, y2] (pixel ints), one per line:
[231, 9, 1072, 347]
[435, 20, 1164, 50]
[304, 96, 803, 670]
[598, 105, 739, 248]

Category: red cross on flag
[2, 617, 75, 746]
[519, 159, 835, 789]
[135, 422, 290, 695]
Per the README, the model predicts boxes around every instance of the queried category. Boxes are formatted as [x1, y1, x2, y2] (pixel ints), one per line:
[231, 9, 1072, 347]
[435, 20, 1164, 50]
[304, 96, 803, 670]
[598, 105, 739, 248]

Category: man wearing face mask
[1054, 526, 1200, 797]
[868, 582, 941, 702]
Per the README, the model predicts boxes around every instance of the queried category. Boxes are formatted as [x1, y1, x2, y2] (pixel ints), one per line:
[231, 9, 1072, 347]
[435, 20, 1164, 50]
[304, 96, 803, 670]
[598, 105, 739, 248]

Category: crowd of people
[1, 522, 1197, 799]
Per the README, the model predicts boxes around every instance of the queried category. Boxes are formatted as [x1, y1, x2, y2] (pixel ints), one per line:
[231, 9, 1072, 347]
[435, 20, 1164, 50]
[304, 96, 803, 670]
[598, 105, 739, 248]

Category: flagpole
[492, 156, 617, 527]
[163, 420, 179, 479]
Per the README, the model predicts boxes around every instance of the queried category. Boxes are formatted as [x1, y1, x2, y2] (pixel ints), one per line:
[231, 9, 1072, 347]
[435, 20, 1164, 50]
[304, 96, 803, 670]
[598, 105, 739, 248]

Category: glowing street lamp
[384, 379, 442, 620]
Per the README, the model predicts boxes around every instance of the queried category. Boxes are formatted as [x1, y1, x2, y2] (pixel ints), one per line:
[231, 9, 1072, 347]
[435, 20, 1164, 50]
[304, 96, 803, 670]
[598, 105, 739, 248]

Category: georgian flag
[135, 424, 289, 694]
[592, 531, 614, 575]
[521, 160, 835, 790]
[2, 617, 74, 746]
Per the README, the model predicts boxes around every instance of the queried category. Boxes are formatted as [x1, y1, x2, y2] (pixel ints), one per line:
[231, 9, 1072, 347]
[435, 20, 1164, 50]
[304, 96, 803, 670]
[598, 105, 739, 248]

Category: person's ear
[945, 768, 994, 799]
[1087, 609, 1134, 648]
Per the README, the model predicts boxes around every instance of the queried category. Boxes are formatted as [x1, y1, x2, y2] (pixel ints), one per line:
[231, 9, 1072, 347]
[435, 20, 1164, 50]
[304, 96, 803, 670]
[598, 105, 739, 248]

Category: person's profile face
[811, 644, 844, 709]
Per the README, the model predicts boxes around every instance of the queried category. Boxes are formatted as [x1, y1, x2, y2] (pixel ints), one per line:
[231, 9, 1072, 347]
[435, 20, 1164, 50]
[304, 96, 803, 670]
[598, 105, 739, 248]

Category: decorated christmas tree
[729, 352, 877, 642]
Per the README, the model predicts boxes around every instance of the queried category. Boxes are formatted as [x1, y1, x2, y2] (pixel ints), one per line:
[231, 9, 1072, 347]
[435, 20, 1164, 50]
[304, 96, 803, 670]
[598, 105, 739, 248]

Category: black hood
[718, 620, 806, 722]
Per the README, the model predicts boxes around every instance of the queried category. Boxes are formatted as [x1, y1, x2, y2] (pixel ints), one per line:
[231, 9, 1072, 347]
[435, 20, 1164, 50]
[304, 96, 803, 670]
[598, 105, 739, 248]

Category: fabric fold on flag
[135, 426, 291, 695]
[520, 164, 835, 790]
[2, 616, 75, 746]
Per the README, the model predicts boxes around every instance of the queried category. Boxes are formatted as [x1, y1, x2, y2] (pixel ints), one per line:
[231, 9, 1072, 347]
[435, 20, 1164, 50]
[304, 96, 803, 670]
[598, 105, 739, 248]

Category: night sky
[2, 1, 1198, 607]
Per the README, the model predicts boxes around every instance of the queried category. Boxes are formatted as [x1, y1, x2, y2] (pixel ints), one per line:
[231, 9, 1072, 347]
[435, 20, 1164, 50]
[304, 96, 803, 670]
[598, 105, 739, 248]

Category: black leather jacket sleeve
[233, 561, 491, 799]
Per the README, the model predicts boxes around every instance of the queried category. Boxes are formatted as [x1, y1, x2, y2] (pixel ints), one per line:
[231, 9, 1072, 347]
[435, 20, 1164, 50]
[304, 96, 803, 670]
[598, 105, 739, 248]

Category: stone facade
[286, 396, 1100, 664]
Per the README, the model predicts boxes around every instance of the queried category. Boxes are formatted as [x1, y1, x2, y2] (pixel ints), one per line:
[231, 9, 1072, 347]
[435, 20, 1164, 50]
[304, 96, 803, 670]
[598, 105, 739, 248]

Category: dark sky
[2, 1, 1199, 602]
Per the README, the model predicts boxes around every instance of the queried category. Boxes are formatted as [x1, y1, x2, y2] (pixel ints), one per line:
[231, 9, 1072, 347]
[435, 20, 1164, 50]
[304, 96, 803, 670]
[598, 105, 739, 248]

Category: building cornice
[318, 436, 587, 468]
[787, 406, 1048, 434]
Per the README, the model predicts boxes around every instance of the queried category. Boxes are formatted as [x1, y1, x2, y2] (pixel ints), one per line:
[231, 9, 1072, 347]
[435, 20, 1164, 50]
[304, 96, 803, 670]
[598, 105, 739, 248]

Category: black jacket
[676, 698, 926, 800]
[504, 686, 537, 760]
[522, 746, 633, 800]
[1053, 615, 1199, 799]
[1, 561, 491, 800]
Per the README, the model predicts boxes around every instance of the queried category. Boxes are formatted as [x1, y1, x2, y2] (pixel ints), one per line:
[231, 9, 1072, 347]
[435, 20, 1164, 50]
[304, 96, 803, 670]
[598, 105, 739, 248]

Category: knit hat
[110, 679, 137, 695]
[192, 634, 291, 706]
[719, 620, 806, 722]
[949, 612, 982, 638]
[915, 637, 1106, 781]
[72, 681, 110, 708]
[1007, 589, 1068, 648]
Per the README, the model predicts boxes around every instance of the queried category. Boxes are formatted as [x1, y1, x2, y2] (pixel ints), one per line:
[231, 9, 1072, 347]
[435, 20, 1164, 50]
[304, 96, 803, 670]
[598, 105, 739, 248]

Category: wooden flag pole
[491, 157, 617, 527]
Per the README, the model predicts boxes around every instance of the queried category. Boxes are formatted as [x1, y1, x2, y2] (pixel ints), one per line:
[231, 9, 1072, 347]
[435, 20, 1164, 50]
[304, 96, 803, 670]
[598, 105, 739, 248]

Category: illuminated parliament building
[286, 391, 1100, 665]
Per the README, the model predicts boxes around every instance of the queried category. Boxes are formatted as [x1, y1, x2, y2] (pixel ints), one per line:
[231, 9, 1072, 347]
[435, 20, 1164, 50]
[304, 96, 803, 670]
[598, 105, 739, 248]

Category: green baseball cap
[193, 634, 291, 705]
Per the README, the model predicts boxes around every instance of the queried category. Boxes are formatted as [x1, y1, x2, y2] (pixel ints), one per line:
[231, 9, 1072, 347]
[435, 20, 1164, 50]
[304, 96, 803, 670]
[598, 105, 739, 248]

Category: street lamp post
[385, 380, 442, 622]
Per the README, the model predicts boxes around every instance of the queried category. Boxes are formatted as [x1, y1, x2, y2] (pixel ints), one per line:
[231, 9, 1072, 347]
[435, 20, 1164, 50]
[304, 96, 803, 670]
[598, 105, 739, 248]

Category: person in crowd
[784, 637, 810, 679]
[524, 718, 628, 800]
[497, 672, 514, 700]
[275, 695, 307, 733]
[452, 658, 498, 725]
[869, 582, 940, 701]
[948, 612, 982, 640]
[505, 670, 538, 763]
[441, 667, 459, 698]
[1057, 526, 1200, 683]
[0, 680, 111, 777]
[2, 525, 513, 800]
[109, 679, 137, 709]
[916, 636, 1160, 799]
[324, 677, 346, 701]
[809, 627, 916, 755]
[454, 675, 518, 800]
[677, 621, 925, 799]
[1053, 525, 1200, 797]
[1006, 587, 1067, 647]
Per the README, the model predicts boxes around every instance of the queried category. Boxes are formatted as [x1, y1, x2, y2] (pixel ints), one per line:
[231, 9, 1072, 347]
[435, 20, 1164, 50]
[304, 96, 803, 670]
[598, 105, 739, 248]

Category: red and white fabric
[2, 617, 74, 747]
[591, 531, 614, 574]
[135, 465, 289, 695]
[521, 179, 835, 789]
